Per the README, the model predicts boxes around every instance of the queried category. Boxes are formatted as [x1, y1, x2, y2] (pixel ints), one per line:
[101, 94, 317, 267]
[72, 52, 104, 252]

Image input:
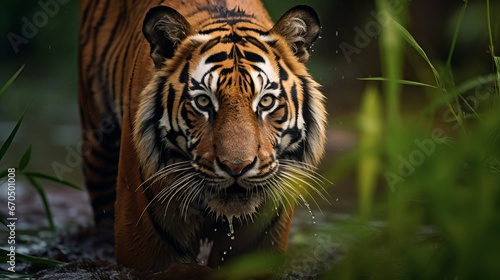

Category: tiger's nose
[217, 158, 255, 177]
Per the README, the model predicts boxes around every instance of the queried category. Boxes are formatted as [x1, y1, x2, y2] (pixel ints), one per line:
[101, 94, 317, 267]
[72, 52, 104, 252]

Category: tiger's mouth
[204, 183, 264, 218]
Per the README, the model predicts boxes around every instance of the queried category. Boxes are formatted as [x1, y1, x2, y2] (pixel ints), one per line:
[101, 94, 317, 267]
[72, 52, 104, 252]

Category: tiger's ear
[143, 6, 192, 68]
[271, 5, 321, 63]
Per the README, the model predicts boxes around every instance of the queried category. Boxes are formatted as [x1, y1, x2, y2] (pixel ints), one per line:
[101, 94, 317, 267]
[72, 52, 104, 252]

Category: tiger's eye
[259, 94, 276, 110]
[195, 95, 212, 109]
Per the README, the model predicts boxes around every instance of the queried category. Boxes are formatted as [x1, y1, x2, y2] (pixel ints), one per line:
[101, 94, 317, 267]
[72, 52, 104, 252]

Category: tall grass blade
[414, 74, 500, 122]
[391, 19, 464, 131]
[494, 57, 500, 97]
[0, 105, 29, 162]
[487, 0, 496, 57]
[446, 0, 467, 68]
[0, 65, 24, 100]
[358, 77, 438, 89]
[18, 145, 32, 171]
[375, 0, 405, 127]
[23, 171, 83, 190]
[0, 248, 64, 265]
[391, 20, 441, 89]
[25, 175, 55, 231]
[487, 0, 500, 107]
[357, 84, 382, 218]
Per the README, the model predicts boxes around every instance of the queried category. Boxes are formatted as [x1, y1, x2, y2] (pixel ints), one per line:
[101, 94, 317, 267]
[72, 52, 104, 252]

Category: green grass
[323, 0, 500, 279]
[1, 66, 78, 273]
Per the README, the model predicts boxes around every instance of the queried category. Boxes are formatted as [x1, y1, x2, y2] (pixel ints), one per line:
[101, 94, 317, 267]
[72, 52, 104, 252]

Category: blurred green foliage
[226, 0, 500, 279]
[325, 0, 500, 279]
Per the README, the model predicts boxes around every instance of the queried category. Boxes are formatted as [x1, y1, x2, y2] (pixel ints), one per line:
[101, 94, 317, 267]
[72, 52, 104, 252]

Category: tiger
[78, 0, 327, 273]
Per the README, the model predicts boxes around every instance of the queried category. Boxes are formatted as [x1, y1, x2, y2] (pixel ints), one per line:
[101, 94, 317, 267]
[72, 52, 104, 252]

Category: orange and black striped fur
[79, 0, 327, 272]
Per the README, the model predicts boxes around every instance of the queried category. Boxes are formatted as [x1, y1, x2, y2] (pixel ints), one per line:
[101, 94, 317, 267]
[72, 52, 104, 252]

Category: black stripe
[249, 64, 262, 73]
[278, 62, 289, 81]
[139, 77, 166, 138]
[245, 36, 268, 53]
[200, 37, 221, 54]
[196, 161, 215, 173]
[267, 82, 279, 90]
[84, 0, 111, 81]
[91, 196, 115, 223]
[221, 33, 242, 44]
[243, 51, 265, 63]
[274, 104, 288, 125]
[165, 131, 187, 153]
[280, 142, 304, 161]
[166, 83, 176, 131]
[153, 82, 167, 166]
[100, 126, 121, 151]
[94, 2, 125, 124]
[90, 190, 116, 210]
[212, 18, 253, 25]
[80, 1, 98, 46]
[299, 76, 314, 158]
[199, 27, 230, 34]
[85, 179, 117, 192]
[144, 187, 196, 261]
[206, 52, 228, 63]
[236, 27, 268, 35]
[84, 159, 118, 178]
[179, 61, 190, 83]
[290, 83, 299, 126]
[117, 30, 136, 117]
[282, 127, 302, 143]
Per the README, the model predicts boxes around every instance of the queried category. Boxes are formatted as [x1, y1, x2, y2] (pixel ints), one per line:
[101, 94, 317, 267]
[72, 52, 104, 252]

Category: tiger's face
[134, 5, 326, 220]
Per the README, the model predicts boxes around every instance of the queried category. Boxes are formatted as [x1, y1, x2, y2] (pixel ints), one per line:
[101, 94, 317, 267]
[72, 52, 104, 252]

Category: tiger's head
[134, 5, 327, 221]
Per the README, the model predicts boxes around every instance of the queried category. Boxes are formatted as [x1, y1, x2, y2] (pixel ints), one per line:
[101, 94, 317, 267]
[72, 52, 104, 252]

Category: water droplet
[271, 241, 275, 245]
[221, 257, 225, 262]
[229, 246, 232, 250]
[300, 195, 316, 225]
[227, 216, 234, 235]
[230, 236, 235, 240]
[336, 198, 339, 202]
[214, 228, 217, 232]
[335, 31, 339, 36]
[223, 251, 227, 255]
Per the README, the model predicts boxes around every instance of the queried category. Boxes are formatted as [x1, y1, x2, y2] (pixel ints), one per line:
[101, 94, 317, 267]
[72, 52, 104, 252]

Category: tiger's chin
[204, 184, 264, 220]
